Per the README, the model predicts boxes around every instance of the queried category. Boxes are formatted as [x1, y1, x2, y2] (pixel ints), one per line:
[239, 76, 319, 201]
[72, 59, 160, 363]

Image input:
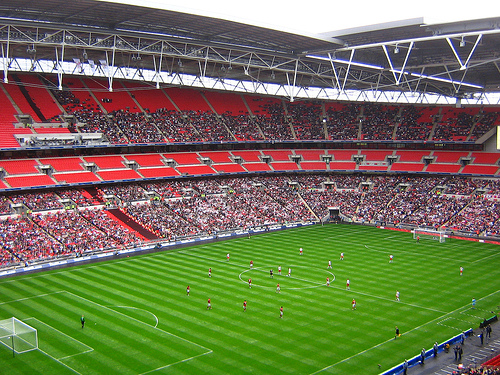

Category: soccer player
[340, 252, 344, 260]
[226, 253, 230, 261]
[327, 260, 332, 269]
[389, 254, 393, 263]
[288, 267, 291, 277]
[460, 266, 463, 276]
[278, 265, 282, 275]
[270, 269, 273, 278]
[326, 277, 330, 287]
[243, 300, 247, 312]
[276, 283, 281, 293]
[280, 306, 283, 318]
[248, 278, 252, 288]
[207, 298, 212, 310]
[81, 315, 85, 329]
[472, 297, 476, 309]
[416, 235, 420, 243]
[299, 247, 303, 255]
[250, 260, 253, 269]
[396, 290, 400, 301]
[346, 279, 350, 290]
[208, 268, 212, 277]
[352, 299, 356, 310]
[395, 326, 400, 339]
[186, 285, 190, 296]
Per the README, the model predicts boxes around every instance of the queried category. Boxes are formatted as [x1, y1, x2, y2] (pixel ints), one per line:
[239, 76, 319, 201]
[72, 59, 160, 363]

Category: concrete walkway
[408, 321, 500, 374]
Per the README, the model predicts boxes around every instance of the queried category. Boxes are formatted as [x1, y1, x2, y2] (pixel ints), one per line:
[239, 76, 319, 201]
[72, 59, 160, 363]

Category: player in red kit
[207, 298, 212, 310]
[346, 279, 350, 290]
[352, 299, 356, 310]
[250, 260, 253, 269]
[243, 300, 247, 311]
[326, 277, 330, 287]
[248, 278, 252, 288]
[276, 283, 280, 293]
[186, 285, 190, 296]
[208, 267, 211, 277]
[280, 306, 283, 318]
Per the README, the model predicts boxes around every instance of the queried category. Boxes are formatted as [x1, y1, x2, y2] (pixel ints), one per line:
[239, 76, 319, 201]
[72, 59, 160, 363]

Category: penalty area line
[62, 290, 212, 353]
[138, 350, 213, 375]
[23, 317, 94, 361]
[112, 306, 159, 328]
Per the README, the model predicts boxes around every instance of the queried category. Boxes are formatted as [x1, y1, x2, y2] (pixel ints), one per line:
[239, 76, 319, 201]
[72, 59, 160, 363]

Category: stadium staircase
[107, 208, 159, 240]
[83, 187, 105, 205]
[11, 74, 47, 122]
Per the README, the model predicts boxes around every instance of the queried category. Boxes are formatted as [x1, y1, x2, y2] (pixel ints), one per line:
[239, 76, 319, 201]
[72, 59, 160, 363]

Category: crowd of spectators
[222, 113, 264, 141]
[359, 104, 398, 140]
[325, 103, 360, 140]
[470, 111, 500, 141]
[44, 83, 500, 144]
[458, 366, 500, 374]
[149, 108, 204, 143]
[395, 105, 433, 141]
[433, 109, 476, 141]
[113, 109, 165, 143]
[57, 189, 95, 207]
[286, 102, 325, 140]
[98, 184, 149, 202]
[2, 174, 500, 267]
[9, 192, 64, 211]
[0, 216, 67, 267]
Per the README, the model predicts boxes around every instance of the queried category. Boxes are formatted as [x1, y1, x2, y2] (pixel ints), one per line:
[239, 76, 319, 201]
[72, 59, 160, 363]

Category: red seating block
[5, 174, 55, 188]
[125, 154, 165, 167]
[231, 150, 262, 162]
[139, 167, 180, 178]
[52, 171, 101, 184]
[0, 159, 40, 175]
[39, 157, 84, 172]
[97, 169, 142, 181]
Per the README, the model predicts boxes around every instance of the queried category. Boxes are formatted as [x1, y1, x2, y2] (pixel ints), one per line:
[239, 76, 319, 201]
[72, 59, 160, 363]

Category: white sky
[103, 0, 498, 35]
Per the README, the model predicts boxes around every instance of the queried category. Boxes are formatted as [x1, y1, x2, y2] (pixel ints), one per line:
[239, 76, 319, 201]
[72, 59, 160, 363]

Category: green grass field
[0, 224, 499, 374]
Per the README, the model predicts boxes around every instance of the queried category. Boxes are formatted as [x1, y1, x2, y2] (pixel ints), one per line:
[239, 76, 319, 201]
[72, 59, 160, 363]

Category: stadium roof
[1, 0, 500, 102]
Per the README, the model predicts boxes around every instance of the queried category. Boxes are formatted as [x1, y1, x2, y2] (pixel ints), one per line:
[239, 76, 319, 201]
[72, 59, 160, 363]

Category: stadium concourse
[404, 319, 500, 375]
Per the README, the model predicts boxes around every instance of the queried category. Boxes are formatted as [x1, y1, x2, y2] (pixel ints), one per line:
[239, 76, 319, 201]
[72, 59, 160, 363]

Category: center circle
[239, 266, 335, 289]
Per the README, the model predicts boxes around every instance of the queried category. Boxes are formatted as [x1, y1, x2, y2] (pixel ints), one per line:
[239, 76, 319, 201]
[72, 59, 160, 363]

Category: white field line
[23, 317, 94, 360]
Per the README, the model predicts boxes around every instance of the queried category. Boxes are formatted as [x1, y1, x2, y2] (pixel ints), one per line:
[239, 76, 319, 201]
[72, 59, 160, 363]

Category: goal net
[0, 317, 38, 354]
[413, 228, 446, 243]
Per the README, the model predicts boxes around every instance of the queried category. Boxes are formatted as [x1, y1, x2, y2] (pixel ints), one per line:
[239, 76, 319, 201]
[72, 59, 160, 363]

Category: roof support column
[55, 35, 65, 90]
[286, 59, 299, 102]
[1, 25, 10, 83]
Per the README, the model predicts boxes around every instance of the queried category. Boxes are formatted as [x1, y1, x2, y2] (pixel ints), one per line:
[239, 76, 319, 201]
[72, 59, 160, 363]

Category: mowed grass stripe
[1, 224, 499, 375]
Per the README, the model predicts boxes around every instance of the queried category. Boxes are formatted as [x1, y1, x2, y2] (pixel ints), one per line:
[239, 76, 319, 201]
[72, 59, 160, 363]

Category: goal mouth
[0, 317, 38, 354]
[412, 228, 447, 243]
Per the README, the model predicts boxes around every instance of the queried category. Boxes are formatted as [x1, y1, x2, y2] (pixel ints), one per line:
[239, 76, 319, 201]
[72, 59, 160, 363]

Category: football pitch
[0, 224, 499, 374]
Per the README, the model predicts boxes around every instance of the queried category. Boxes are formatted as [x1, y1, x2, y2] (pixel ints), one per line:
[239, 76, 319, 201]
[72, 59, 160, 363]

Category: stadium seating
[39, 157, 85, 172]
[120, 81, 175, 112]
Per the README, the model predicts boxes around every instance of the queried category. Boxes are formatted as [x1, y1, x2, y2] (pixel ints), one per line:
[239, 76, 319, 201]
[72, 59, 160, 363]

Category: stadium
[0, 1, 499, 374]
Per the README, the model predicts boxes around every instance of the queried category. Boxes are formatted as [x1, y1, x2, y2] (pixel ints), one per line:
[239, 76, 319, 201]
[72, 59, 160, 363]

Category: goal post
[0, 317, 38, 354]
[413, 228, 446, 243]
